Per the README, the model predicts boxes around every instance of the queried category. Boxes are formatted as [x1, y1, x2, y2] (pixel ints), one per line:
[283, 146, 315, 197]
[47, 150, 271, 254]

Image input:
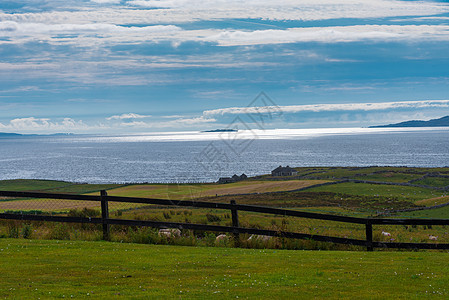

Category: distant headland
[0, 132, 74, 137]
[370, 115, 449, 128]
[202, 129, 238, 133]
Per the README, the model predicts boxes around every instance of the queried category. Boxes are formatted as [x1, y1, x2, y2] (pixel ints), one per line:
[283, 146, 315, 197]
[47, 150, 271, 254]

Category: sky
[1, 0, 449, 134]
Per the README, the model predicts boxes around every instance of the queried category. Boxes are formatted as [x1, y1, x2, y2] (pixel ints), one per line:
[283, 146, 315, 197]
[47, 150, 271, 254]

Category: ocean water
[0, 128, 448, 183]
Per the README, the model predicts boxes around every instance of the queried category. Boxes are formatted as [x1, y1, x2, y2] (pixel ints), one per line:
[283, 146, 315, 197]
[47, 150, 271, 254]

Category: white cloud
[204, 25, 449, 46]
[91, 0, 121, 3]
[0, 0, 448, 26]
[2, 21, 449, 47]
[106, 113, 151, 120]
[0, 117, 92, 132]
[203, 99, 449, 117]
[0, 115, 214, 133]
[0, 21, 180, 40]
[160, 115, 186, 119]
[118, 116, 216, 128]
[127, 0, 449, 22]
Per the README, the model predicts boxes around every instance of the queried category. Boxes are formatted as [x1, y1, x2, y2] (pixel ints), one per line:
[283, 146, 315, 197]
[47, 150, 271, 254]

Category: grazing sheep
[429, 235, 438, 241]
[381, 231, 391, 237]
[247, 235, 271, 242]
[158, 228, 181, 238]
[215, 234, 228, 242]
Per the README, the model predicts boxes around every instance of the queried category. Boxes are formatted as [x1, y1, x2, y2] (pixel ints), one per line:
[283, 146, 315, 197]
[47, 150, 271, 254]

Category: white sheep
[158, 228, 181, 238]
[247, 235, 272, 242]
[381, 231, 391, 237]
[429, 235, 438, 241]
[215, 234, 228, 242]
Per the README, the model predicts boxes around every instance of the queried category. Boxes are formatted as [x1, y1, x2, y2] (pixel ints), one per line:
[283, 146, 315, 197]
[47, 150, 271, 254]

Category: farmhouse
[218, 173, 247, 184]
[271, 165, 298, 177]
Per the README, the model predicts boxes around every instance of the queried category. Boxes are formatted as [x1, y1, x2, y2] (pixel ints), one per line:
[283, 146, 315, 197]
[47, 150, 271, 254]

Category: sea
[1, 127, 449, 184]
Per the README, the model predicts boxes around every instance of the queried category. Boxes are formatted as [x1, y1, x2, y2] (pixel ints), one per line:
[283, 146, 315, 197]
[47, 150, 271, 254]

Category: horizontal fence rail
[1, 190, 449, 251]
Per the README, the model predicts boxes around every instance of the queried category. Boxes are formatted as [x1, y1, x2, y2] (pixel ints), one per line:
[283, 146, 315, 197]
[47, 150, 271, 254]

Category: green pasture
[306, 182, 447, 202]
[0, 239, 448, 299]
[298, 166, 449, 184]
[413, 176, 449, 188]
[198, 190, 419, 212]
[351, 173, 423, 183]
[103, 180, 325, 200]
[299, 166, 420, 180]
[1, 168, 449, 249]
[0, 179, 123, 194]
[0, 179, 71, 191]
[397, 205, 449, 219]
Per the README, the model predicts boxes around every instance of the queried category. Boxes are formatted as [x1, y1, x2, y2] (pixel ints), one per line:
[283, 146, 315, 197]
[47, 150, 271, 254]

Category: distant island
[202, 129, 238, 133]
[370, 115, 449, 128]
[0, 132, 22, 137]
[0, 132, 74, 137]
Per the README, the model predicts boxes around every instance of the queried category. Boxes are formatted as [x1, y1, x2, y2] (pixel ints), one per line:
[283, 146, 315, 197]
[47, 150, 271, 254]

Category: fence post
[230, 200, 240, 247]
[100, 190, 110, 241]
[365, 220, 373, 252]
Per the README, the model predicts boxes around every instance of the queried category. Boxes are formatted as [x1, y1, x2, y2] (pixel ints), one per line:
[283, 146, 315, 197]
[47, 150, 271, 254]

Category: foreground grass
[0, 239, 448, 299]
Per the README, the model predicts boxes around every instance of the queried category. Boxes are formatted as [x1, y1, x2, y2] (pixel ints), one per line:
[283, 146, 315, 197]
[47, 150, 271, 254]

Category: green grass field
[398, 205, 449, 219]
[298, 166, 449, 181]
[103, 179, 326, 200]
[413, 177, 449, 188]
[0, 239, 448, 299]
[0, 179, 124, 194]
[306, 182, 447, 202]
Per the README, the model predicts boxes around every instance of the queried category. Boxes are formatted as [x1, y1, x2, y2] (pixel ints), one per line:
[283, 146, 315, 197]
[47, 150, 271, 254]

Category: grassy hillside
[306, 182, 446, 201]
[0, 179, 124, 194]
[0, 239, 448, 299]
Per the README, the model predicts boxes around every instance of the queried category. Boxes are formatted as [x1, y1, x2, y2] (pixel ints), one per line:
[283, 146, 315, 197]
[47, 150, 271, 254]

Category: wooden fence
[1, 190, 449, 251]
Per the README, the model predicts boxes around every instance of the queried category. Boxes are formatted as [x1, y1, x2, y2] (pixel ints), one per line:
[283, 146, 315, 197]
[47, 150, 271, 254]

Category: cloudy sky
[1, 0, 449, 133]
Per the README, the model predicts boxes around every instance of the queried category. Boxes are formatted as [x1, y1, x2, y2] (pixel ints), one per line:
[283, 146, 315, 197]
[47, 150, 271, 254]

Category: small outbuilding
[271, 165, 298, 177]
[218, 177, 235, 184]
[218, 173, 248, 184]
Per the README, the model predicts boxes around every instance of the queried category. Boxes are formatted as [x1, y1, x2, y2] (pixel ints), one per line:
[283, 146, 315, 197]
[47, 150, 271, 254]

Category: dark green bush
[206, 213, 221, 223]
[22, 224, 32, 239]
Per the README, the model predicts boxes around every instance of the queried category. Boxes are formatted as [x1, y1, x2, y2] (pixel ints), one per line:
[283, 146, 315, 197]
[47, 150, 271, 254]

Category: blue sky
[1, 0, 449, 133]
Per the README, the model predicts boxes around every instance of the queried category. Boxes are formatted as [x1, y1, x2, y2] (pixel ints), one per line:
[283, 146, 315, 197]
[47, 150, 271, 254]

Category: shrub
[68, 208, 100, 218]
[129, 227, 159, 244]
[206, 213, 221, 223]
[50, 223, 70, 240]
[8, 225, 19, 238]
[203, 232, 216, 247]
[22, 224, 32, 239]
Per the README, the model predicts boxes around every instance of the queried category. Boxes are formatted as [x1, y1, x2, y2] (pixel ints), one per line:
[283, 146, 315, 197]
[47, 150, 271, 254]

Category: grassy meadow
[0, 239, 448, 299]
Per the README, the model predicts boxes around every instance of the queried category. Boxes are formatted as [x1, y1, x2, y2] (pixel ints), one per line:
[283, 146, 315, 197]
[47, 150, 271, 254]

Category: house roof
[272, 165, 296, 173]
